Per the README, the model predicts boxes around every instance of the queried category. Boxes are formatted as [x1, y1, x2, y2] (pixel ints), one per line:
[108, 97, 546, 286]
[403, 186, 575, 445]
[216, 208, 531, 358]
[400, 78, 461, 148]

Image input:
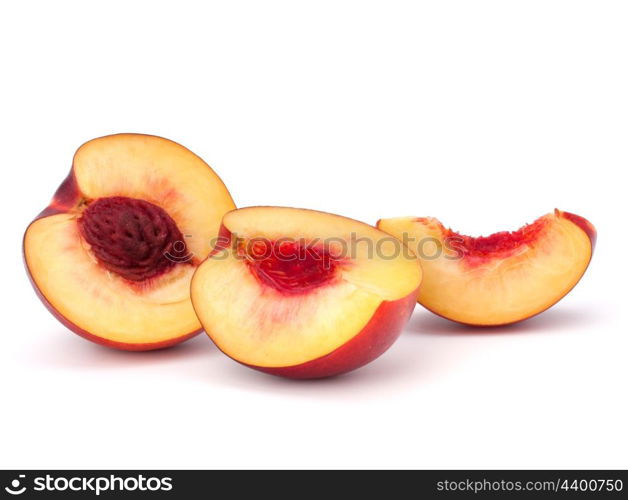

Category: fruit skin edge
[22, 228, 202, 351]
[560, 210, 597, 250]
[23, 150, 203, 351]
[196, 287, 419, 379]
[250, 289, 419, 379]
[23, 261, 202, 351]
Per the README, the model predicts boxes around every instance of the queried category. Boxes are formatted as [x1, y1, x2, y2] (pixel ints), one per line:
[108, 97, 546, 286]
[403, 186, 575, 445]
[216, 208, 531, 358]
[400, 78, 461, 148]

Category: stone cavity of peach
[238, 238, 346, 295]
[78, 196, 190, 282]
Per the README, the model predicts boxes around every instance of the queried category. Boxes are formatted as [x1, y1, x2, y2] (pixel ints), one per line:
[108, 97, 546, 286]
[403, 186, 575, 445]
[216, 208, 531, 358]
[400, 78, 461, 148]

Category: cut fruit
[24, 133, 236, 350]
[191, 207, 422, 378]
[377, 210, 595, 326]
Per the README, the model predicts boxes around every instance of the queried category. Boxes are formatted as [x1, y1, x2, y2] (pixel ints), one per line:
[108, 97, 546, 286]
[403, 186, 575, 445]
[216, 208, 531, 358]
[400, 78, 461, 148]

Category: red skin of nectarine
[24, 267, 201, 351]
[249, 290, 418, 379]
[561, 210, 597, 251]
[36, 170, 81, 219]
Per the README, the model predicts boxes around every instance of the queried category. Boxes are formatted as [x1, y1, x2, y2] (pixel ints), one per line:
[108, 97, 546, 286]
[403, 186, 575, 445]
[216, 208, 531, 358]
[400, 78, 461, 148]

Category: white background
[1, 1, 626, 469]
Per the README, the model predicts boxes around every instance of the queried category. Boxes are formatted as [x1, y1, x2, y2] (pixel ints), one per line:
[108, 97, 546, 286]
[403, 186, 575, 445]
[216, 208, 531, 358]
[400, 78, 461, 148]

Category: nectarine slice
[190, 207, 422, 378]
[24, 134, 235, 350]
[377, 210, 595, 326]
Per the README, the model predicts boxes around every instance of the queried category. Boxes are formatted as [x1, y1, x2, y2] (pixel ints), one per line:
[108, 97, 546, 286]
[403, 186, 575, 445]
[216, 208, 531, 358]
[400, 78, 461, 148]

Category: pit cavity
[78, 196, 189, 282]
[241, 239, 343, 295]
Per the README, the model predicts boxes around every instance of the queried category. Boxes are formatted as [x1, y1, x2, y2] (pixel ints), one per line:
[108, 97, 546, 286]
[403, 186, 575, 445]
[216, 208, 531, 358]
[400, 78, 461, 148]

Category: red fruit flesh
[78, 196, 189, 282]
[435, 214, 549, 259]
[239, 239, 344, 295]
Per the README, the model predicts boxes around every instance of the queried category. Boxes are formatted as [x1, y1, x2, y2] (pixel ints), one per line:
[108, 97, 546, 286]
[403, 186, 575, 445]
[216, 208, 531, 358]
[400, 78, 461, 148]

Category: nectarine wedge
[377, 210, 595, 326]
[191, 207, 422, 378]
[24, 134, 235, 350]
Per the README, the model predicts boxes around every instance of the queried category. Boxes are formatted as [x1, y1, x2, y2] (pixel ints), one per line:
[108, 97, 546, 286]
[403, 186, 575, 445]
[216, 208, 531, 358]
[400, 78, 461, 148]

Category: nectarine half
[24, 134, 236, 350]
[377, 210, 595, 326]
[191, 207, 422, 378]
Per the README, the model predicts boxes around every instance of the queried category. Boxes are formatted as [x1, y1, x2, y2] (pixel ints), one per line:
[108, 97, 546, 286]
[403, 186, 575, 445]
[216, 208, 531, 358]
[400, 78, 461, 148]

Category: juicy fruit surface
[241, 239, 344, 294]
[191, 207, 421, 369]
[255, 292, 418, 378]
[377, 210, 595, 326]
[24, 134, 235, 347]
[78, 196, 189, 282]
[442, 214, 549, 259]
[25, 213, 199, 344]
